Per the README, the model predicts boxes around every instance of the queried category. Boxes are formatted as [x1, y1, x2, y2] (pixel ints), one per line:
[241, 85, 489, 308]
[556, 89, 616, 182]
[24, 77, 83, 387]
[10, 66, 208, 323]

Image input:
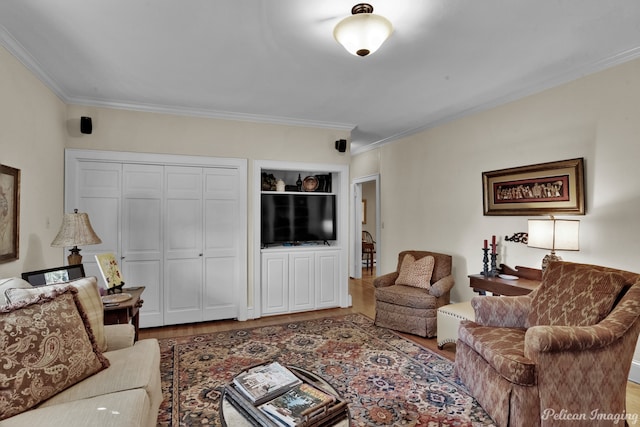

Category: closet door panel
[204, 256, 237, 319]
[73, 162, 122, 284]
[122, 164, 164, 327]
[164, 258, 203, 324]
[202, 168, 241, 320]
[164, 166, 203, 324]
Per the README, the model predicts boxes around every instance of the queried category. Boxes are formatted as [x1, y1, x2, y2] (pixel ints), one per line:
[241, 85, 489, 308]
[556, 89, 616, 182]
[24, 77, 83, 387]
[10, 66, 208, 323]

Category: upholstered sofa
[455, 261, 640, 427]
[374, 250, 454, 337]
[0, 276, 162, 427]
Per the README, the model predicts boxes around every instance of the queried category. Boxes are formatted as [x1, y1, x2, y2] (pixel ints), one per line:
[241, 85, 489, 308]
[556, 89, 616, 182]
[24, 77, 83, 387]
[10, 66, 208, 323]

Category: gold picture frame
[482, 158, 585, 216]
[0, 164, 20, 263]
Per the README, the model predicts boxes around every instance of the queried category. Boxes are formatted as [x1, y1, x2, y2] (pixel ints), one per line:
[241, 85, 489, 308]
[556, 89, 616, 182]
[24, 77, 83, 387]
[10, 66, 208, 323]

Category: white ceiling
[2, 1, 640, 153]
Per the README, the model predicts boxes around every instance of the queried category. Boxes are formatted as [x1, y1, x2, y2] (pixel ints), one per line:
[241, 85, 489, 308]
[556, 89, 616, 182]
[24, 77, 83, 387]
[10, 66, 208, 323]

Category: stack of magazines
[224, 362, 348, 427]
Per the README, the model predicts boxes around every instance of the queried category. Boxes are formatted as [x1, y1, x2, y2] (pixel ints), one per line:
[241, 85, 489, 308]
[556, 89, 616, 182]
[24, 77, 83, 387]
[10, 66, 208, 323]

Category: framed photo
[362, 199, 367, 224]
[21, 264, 86, 287]
[95, 252, 125, 290]
[482, 158, 585, 216]
[0, 164, 20, 263]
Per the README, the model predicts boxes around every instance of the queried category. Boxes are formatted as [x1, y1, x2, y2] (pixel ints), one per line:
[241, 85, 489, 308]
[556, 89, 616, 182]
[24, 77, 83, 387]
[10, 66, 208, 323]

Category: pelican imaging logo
[542, 409, 638, 425]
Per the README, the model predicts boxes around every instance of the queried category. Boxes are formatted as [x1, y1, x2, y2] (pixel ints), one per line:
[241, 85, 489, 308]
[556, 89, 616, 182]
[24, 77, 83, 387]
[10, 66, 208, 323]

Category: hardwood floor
[139, 269, 640, 418]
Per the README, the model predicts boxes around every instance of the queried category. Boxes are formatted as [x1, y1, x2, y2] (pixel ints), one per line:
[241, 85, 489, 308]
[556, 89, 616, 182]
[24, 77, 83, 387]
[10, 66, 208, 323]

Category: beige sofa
[0, 277, 162, 427]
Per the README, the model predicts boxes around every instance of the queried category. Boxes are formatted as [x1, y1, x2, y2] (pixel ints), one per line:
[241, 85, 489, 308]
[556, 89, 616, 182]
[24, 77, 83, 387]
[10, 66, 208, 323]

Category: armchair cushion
[458, 322, 535, 386]
[375, 284, 437, 309]
[528, 262, 628, 327]
[395, 254, 434, 289]
[472, 295, 532, 328]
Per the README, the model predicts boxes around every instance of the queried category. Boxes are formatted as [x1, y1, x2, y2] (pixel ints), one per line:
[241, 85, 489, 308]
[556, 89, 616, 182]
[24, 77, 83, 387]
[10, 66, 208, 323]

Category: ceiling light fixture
[333, 3, 393, 57]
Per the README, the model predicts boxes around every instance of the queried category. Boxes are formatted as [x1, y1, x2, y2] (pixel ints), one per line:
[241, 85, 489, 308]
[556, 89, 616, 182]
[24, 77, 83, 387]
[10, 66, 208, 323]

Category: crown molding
[0, 25, 354, 132]
[351, 45, 640, 156]
[64, 95, 356, 131]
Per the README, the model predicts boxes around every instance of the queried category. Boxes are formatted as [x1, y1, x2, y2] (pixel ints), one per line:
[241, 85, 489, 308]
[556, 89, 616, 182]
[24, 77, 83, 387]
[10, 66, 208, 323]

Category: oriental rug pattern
[157, 313, 495, 426]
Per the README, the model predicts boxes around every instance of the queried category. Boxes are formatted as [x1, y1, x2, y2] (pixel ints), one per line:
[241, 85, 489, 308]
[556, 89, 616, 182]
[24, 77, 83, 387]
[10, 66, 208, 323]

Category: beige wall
[352, 57, 640, 304]
[0, 46, 67, 277]
[1, 43, 350, 280]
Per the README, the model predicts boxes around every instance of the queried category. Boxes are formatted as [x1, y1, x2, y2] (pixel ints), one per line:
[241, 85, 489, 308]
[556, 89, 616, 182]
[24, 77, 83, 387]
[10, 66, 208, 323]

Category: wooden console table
[469, 265, 542, 296]
[103, 287, 145, 341]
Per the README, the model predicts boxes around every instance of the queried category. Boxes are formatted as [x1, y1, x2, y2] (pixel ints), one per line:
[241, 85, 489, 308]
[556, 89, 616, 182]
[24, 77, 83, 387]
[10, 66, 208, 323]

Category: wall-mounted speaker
[335, 139, 347, 153]
[80, 116, 92, 134]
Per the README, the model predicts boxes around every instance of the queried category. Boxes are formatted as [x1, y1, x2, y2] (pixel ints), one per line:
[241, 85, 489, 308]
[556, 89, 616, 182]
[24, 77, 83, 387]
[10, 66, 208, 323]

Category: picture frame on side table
[0, 164, 20, 263]
[482, 158, 585, 216]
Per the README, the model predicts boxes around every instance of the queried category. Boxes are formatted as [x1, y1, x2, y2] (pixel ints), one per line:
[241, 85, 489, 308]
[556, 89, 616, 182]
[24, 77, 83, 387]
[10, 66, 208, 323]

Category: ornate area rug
[157, 313, 495, 426]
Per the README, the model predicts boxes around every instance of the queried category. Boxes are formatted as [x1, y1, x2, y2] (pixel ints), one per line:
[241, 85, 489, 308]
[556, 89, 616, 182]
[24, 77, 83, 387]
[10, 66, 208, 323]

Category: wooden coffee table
[220, 365, 350, 426]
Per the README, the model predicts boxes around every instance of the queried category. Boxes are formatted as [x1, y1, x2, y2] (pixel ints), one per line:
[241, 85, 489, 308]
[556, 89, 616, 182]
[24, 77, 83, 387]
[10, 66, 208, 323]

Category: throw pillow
[528, 261, 628, 327]
[0, 278, 31, 305]
[395, 254, 435, 289]
[0, 287, 110, 421]
[5, 276, 107, 352]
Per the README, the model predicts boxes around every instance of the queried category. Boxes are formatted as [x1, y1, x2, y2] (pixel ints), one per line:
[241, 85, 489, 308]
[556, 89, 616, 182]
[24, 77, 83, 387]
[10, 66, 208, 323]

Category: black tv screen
[261, 194, 336, 244]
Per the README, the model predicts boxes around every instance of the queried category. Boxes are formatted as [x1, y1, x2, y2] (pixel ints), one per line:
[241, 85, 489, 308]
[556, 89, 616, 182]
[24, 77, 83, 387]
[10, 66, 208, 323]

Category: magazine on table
[259, 383, 336, 427]
[233, 362, 302, 405]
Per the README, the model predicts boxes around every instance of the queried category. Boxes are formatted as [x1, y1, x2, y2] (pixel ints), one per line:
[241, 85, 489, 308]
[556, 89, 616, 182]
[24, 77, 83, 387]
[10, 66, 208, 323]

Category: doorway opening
[351, 174, 380, 279]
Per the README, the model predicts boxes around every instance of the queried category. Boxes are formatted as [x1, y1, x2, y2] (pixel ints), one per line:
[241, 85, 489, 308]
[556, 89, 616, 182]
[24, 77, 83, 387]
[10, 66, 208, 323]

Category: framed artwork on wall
[482, 158, 585, 216]
[362, 199, 367, 224]
[0, 164, 20, 263]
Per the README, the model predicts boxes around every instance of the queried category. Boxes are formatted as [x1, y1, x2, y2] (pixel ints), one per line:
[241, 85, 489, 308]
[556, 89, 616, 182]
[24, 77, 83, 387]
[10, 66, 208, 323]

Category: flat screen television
[261, 194, 336, 245]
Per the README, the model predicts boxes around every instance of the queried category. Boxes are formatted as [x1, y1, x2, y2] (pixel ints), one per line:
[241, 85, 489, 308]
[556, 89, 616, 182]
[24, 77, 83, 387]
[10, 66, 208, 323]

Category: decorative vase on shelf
[296, 174, 302, 191]
[276, 179, 285, 192]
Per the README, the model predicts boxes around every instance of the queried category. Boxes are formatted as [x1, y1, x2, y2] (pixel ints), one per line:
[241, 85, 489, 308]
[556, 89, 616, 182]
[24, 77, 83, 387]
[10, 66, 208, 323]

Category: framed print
[482, 158, 585, 216]
[362, 199, 367, 224]
[22, 264, 86, 286]
[95, 252, 125, 292]
[0, 164, 20, 263]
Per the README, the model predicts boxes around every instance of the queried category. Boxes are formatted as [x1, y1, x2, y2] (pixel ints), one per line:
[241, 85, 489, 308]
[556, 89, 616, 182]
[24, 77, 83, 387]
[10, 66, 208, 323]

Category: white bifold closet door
[68, 154, 244, 328]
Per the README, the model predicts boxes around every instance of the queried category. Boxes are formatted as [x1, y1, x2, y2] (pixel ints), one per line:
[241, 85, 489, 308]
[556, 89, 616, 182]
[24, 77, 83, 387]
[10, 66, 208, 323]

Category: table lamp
[51, 209, 102, 265]
[527, 216, 579, 271]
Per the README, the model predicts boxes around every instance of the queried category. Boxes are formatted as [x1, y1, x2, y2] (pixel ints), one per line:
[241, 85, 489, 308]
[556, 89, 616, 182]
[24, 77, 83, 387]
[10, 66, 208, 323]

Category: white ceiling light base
[333, 3, 393, 57]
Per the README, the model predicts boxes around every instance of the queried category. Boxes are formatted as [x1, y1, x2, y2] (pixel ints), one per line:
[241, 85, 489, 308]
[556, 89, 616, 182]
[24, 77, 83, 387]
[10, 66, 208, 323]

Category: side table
[469, 264, 542, 296]
[103, 286, 145, 341]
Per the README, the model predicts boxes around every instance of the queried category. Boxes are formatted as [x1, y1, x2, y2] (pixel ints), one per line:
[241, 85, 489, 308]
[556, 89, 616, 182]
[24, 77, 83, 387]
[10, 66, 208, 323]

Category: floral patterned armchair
[455, 261, 640, 427]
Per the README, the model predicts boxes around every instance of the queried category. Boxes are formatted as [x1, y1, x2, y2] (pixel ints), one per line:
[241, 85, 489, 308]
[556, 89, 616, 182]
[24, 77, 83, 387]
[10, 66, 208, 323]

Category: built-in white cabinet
[261, 248, 340, 315]
[253, 160, 350, 318]
[65, 149, 247, 327]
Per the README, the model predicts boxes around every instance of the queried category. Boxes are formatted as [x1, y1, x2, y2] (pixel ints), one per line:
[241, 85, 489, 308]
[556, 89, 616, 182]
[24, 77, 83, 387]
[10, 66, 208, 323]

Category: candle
[484, 239, 488, 249]
[491, 235, 496, 254]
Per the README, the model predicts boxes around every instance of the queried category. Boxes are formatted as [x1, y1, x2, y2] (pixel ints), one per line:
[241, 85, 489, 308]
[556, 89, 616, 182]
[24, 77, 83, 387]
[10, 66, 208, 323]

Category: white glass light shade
[528, 219, 579, 251]
[333, 12, 393, 57]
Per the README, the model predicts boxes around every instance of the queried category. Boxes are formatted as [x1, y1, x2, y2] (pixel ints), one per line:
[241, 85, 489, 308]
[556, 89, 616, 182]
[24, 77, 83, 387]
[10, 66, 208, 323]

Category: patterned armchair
[374, 250, 454, 337]
[455, 261, 640, 427]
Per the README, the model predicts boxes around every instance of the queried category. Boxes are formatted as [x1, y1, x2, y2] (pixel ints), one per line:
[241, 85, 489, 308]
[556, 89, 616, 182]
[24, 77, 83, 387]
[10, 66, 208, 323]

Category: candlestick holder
[482, 248, 490, 277]
[490, 253, 498, 277]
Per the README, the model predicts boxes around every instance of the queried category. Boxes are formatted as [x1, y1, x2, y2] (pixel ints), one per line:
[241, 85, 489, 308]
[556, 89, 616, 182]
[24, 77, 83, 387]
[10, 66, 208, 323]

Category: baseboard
[629, 359, 640, 384]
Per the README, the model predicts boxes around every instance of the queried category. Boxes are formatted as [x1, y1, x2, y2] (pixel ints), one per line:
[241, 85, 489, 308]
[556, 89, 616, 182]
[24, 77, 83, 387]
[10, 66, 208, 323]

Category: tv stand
[254, 160, 349, 319]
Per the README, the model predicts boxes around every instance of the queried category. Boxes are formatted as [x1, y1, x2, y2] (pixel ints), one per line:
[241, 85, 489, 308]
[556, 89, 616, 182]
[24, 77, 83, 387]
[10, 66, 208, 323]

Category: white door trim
[350, 174, 380, 278]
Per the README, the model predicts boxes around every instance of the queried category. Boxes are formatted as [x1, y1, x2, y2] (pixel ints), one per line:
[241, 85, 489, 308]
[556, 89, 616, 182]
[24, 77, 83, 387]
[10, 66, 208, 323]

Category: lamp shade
[527, 219, 579, 251]
[334, 4, 393, 57]
[51, 211, 102, 248]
